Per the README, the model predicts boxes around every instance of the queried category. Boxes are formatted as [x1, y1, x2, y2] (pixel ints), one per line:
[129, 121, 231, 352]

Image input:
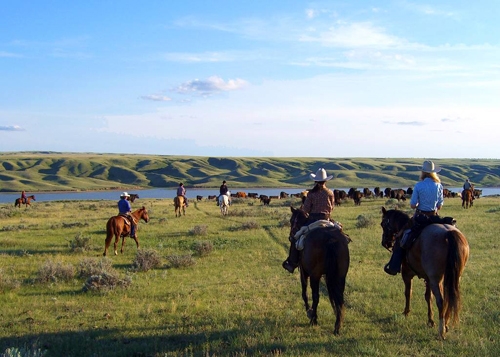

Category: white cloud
[0, 125, 25, 131]
[299, 22, 406, 48]
[141, 95, 172, 102]
[174, 76, 249, 95]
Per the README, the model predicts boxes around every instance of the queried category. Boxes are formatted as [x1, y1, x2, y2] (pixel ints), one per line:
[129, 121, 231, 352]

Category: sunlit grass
[0, 196, 499, 356]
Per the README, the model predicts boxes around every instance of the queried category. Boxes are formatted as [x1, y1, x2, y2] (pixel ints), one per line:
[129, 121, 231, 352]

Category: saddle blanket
[295, 220, 343, 251]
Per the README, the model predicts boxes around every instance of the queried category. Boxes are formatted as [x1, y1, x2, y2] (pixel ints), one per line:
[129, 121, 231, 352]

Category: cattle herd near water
[190, 187, 483, 206]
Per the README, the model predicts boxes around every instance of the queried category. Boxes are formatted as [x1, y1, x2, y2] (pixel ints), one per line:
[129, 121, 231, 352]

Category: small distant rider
[177, 182, 188, 207]
[21, 190, 27, 204]
[218, 180, 230, 206]
[118, 192, 136, 238]
[463, 178, 473, 191]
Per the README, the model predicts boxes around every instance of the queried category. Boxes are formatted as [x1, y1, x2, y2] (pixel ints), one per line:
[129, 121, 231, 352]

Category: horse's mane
[387, 209, 411, 224]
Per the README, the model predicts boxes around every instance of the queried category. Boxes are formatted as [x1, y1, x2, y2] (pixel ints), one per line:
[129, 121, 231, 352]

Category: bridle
[380, 217, 397, 251]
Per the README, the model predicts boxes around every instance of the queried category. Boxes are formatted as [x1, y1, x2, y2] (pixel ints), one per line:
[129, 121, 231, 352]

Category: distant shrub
[167, 254, 195, 268]
[191, 240, 213, 257]
[36, 260, 75, 283]
[68, 233, 92, 252]
[189, 225, 208, 236]
[355, 214, 375, 228]
[83, 272, 132, 293]
[62, 222, 89, 229]
[0, 224, 28, 232]
[1, 345, 47, 357]
[77, 257, 115, 278]
[132, 249, 162, 272]
[241, 221, 260, 230]
[278, 217, 291, 228]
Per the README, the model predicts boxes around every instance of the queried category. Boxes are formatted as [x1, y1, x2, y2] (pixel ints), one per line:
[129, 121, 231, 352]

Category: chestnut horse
[380, 207, 469, 339]
[288, 207, 350, 335]
[103, 206, 150, 256]
[15, 195, 36, 208]
[174, 196, 186, 217]
[461, 189, 473, 209]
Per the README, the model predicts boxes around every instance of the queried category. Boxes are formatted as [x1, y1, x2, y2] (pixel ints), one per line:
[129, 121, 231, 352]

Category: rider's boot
[384, 243, 403, 275]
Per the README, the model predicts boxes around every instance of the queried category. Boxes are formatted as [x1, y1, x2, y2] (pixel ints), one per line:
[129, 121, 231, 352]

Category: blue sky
[1, 1, 499, 158]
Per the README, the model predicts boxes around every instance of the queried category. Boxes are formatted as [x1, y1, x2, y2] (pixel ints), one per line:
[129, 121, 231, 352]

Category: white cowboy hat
[310, 168, 333, 182]
[421, 160, 441, 173]
[120, 192, 130, 197]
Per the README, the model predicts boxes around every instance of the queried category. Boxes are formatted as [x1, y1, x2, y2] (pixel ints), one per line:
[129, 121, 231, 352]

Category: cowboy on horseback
[177, 182, 188, 207]
[217, 180, 231, 206]
[118, 192, 137, 238]
[20, 190, 27, 204]
[384, 160, 444, 275]
[283, 168, 336, 273]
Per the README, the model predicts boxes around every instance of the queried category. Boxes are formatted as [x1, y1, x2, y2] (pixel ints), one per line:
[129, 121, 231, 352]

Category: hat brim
[422, 166, 441, 173]
[310, 174, 333, 181]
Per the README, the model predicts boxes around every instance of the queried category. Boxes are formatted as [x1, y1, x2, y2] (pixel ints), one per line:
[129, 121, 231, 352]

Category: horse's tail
[324, 233, 350, 333]
[444, 230, 469, 326]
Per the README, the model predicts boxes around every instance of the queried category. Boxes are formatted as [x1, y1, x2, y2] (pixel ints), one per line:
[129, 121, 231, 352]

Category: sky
[1, 1, 499, 158]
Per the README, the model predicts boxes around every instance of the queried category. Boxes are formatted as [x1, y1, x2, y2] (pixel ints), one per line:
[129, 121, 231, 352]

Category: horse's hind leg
[308, 278, 320, 326]
[424, 280, 435, 327]
[429, 280, 446, 339]
[300, 271, 310, 312]
[103, 234, 113, 256]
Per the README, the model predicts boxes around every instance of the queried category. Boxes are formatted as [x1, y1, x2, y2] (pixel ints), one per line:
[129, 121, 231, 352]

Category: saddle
[118, 213, 134, 226]
[400, 214, 456, 250]
[295, 220, 349, 251]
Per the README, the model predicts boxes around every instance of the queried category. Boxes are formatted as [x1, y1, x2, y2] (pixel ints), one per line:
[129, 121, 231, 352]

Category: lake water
[1, 187, 499, 204]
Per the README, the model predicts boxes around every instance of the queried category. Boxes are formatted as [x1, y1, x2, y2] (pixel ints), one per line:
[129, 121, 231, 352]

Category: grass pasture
[0, 195, 499, 356]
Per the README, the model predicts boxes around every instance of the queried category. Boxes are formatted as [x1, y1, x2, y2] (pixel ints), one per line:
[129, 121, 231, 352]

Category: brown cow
[236, 191, 247, 198]
[390, 189, 406, 201]
[362, 188, 373, 198]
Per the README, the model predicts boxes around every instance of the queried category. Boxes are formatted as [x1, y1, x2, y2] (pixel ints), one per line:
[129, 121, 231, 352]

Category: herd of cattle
[193, 187, 483, 206]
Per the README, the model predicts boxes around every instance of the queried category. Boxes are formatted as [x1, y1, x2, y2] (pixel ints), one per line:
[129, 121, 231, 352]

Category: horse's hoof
[427, 320, 435, 328]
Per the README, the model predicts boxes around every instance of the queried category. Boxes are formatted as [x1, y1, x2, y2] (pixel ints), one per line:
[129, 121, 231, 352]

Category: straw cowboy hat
[120, 192, 130, 197]
[310, 168, 333, 182]
[421, 160, 441, 173]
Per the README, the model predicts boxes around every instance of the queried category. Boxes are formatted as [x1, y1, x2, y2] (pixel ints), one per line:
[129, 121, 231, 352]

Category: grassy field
[0, 194, 499, 356]
[1, 152, 500, 192]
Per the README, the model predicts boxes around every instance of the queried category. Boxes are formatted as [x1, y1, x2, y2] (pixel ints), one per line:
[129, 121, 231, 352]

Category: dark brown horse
[174, 196, 186, 217]
[129, 193, 139, 203]
[288, 207, 350, 335]
[380, 207, 469, 339]
[461, 189, 473, 209]
[15, 195, 36, 208]
[103, 206, 150, 256]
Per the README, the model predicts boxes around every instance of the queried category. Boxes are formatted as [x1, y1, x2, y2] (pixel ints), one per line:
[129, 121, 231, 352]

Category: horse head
[138, 206, 150, 223]
[289, 206, 308, 241]
[380, 207, 410, 251]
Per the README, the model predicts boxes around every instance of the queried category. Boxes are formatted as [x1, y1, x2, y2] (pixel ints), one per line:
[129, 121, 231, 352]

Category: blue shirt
[118, 198, 132, 214]
[410, 178, 444, 212]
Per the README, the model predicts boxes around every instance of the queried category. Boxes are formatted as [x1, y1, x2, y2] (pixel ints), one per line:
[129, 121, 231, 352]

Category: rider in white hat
[118, 192, 136, 238]
[384, 160, 444, 275]
[283, 168, 336, 273]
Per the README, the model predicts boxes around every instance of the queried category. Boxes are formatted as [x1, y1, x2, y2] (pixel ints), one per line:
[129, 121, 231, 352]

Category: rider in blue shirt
[384, 160, 444, 275]
[118, 192, 136, 238]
